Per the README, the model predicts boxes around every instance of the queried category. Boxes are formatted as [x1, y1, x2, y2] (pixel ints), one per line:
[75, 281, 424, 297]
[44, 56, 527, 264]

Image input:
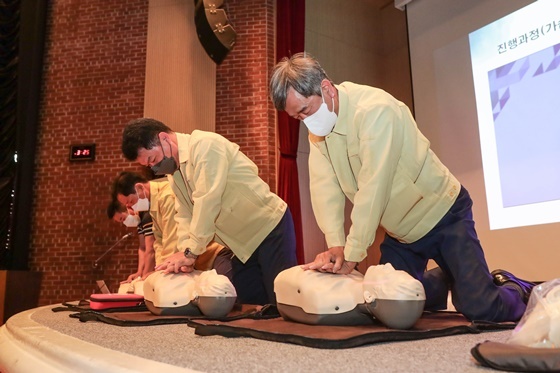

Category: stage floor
[0, 305, 194, 373]
[0, 304, 511, 373]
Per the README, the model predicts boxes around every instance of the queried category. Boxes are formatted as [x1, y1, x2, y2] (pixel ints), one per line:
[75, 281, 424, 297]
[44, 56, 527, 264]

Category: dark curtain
[0, 0, 20, 269]
[276, 0, 305, 264]
[0, 0, 46, 269]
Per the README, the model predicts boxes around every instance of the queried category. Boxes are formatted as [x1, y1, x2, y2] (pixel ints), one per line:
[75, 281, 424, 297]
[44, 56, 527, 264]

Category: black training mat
[471, 341, 560, 372]
[58, 303, 277, 326]
[190, 311, 515, 349]
[56, 302, 515, 349]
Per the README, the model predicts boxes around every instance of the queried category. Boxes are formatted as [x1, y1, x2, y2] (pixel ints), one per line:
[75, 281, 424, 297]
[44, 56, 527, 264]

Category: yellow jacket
[149, 178, 179, 265]
[168, 131, 287, 263]
[309, 82, 460, 263]
[150, 178, 227, 270]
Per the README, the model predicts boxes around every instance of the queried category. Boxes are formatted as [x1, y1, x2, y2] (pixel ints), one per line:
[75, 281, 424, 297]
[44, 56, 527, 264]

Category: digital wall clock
[69, 144, 96, 161]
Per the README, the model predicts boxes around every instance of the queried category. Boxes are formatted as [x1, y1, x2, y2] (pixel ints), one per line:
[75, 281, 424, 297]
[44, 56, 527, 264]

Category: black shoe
[491, 269, 536, 304]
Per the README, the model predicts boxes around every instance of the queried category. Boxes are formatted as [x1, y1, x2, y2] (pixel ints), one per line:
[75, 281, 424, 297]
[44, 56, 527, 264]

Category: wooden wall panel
[144, 0, 216, 133]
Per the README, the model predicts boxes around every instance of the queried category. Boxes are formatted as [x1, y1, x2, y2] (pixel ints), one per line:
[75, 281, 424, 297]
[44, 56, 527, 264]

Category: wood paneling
[144, 0, 216, 133]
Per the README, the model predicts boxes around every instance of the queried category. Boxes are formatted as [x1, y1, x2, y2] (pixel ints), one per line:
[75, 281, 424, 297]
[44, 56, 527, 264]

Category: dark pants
[379, 186, 526, 322]
[231, 208, 297, 305]
[212, 248, 234, 282]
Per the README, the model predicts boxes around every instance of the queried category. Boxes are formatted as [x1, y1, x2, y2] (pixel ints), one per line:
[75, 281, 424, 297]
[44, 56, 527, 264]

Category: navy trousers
[379, 186, 526, 322]
[231, 207, 297, 305]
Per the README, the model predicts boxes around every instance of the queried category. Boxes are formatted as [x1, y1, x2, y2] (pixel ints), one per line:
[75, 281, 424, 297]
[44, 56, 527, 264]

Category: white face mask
[303, 88, 337, 136]
[123, 214, 141, 227]
[131, 187, 149, 212]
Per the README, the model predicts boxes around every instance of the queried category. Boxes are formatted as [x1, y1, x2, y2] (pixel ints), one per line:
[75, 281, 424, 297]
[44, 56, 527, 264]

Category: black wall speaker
[194, 0, 237, 64]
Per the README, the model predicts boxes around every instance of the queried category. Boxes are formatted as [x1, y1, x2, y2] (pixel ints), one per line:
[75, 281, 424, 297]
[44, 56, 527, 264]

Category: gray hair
[269, 52, 332, 111]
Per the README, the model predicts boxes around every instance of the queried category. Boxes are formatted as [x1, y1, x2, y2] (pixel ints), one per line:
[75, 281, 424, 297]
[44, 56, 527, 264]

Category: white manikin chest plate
[143, 270, 201, 308]
[274, 266, 365, 315]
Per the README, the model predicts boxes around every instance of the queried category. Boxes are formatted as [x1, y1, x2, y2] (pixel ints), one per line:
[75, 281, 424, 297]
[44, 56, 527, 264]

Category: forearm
[308, 141, 346, 246]
[344, 106, 404, 262]
[185, 141, 230, 254]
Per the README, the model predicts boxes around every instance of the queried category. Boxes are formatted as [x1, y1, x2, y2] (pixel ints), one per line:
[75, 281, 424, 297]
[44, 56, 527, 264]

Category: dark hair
[106, 199, 126, 219]
[121, 118, 173, 161]
[111, 171, 148, 198]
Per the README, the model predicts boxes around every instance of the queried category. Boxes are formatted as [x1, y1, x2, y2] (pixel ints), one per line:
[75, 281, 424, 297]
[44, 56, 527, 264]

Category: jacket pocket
[380, 173, 423, 235]
[215, 192, 269, 239]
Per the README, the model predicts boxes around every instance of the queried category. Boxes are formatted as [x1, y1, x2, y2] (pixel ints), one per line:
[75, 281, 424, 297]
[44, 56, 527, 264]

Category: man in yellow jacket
[121, 119, 297, 305]
[111, 171, 232, 279]
[269, 52, 534, 322]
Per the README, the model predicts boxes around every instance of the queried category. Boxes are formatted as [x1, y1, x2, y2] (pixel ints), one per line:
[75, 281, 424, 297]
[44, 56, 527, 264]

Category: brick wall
[31, 0, 276, 305]
[216, 0, 277, 191]
[31, 0, 149, 305]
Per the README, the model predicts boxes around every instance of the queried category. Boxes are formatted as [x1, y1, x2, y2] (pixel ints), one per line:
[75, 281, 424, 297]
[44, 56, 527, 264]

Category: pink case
[89, 293, 144, 310]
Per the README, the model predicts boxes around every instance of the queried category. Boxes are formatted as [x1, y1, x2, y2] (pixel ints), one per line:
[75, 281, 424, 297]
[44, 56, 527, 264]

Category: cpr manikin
[143, 269, 237, 317]
[274, 263, 426, 329]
